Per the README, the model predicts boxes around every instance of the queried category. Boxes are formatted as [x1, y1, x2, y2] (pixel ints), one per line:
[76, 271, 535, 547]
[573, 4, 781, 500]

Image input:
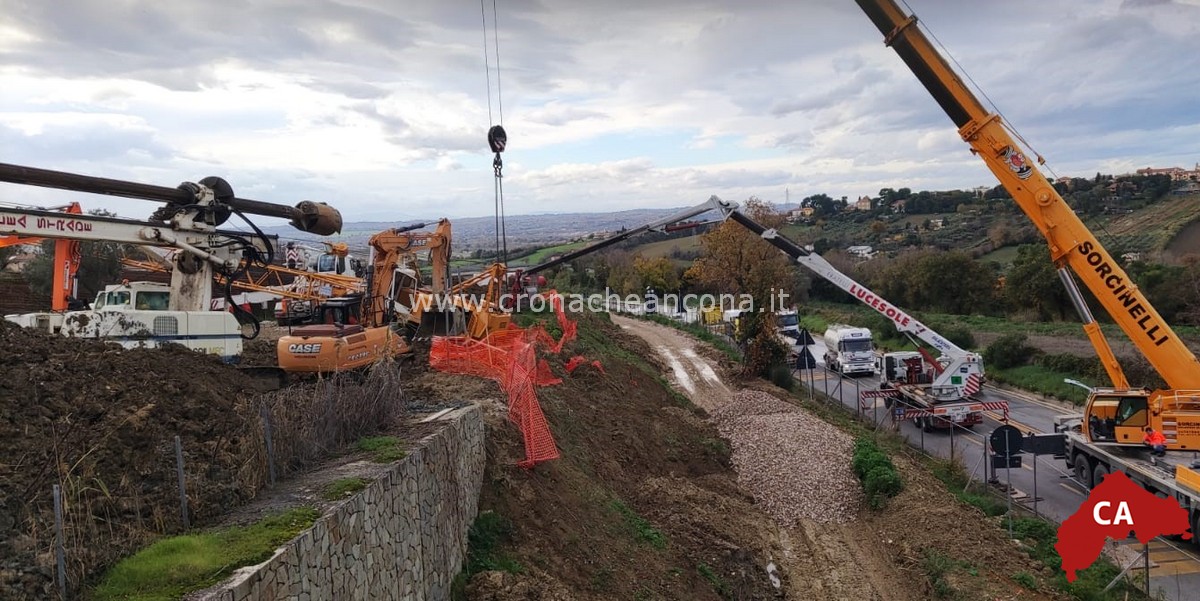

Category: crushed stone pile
[711, 390, 862, 525]
[0, 321, 259, 599]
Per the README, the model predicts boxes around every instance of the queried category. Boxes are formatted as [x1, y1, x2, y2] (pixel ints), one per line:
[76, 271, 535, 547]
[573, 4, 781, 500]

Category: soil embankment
[614, 315, 1068, 600]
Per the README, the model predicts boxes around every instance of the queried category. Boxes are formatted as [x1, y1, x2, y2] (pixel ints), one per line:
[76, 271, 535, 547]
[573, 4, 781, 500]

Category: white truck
[61, 281, 244, 361]
[822, 324, 876, 375]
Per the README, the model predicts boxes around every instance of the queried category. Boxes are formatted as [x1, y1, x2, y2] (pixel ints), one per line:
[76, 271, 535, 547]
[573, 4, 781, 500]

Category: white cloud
[0, 0, 1196, 224]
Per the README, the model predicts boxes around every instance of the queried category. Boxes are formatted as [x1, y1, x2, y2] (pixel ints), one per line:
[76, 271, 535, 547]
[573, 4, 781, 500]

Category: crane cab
[1084, 388, 1200, 450]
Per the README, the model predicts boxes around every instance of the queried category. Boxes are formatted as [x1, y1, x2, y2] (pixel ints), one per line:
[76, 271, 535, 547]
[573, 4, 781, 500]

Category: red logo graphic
[1002, 147, 1033, 180]
[1055, 471, 1191, 582]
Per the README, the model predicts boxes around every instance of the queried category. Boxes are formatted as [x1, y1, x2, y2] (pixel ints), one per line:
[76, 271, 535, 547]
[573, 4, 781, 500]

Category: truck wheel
[1074, 454, 1093, 489]
[1091, 463, 1109, 488]
[1192, 511, 1200, 549]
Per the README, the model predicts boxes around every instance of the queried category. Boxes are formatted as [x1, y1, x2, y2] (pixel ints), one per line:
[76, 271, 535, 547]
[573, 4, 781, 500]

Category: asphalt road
[795, 364, 1200, 601]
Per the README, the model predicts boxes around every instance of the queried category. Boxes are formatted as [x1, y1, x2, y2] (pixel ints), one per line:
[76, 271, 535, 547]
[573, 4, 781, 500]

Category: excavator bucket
[417, 306, 468, 337]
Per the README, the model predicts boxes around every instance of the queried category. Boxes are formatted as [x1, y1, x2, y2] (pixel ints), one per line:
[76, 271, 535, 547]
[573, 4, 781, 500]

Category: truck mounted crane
[707, 198, 994, 430]
[0, 162, 342, 363]
[856, 0, 1200, 535]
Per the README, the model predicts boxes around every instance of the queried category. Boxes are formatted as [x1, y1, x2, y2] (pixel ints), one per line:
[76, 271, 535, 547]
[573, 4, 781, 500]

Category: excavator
[1, 201, 86, 331]
[854, 0, 1200, 450]
[0, 162, 343, 392]
[121, 253, 365, 326]
[275, 219, 455, 373]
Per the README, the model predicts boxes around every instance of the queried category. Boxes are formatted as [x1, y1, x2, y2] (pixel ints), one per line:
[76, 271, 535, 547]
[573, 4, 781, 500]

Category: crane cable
[481, 0, 508, 264]
[901, 0, 1060, 182]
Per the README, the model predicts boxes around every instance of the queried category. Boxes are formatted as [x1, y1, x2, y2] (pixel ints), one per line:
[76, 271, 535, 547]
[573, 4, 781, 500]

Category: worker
[1143, 426, 1167, 463]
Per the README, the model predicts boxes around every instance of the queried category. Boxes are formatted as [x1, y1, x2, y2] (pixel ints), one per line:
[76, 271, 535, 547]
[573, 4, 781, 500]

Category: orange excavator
[0, 202, 84, 311]
[275, 219, 453, 373]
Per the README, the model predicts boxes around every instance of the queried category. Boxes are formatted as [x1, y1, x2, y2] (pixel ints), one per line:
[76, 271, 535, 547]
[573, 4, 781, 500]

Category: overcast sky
[2, 0, 1198, 228]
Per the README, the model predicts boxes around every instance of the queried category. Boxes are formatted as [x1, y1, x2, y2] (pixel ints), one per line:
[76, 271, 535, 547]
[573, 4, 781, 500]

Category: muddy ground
[604, 316, 1069, 601]
[0, 321, 263, 600]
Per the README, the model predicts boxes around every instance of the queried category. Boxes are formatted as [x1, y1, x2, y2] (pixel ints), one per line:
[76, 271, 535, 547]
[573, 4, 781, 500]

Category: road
[797, 363, 1200, 601]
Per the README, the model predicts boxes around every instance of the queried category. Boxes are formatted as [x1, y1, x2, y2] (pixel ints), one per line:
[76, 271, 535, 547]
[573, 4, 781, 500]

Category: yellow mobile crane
[856, 1, 1200, 531]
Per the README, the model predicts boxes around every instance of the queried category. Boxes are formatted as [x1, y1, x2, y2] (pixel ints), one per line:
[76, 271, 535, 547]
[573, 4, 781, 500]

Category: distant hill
[256, 204, 765, 255]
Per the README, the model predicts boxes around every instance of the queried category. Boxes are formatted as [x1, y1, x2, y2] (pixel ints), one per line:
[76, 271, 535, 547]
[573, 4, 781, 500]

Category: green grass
[92, 507, 320, 601]
[629, 234, 704, 259]
[512, 240, 593, 266]
[355, 436, 406, 462]
[1012, 571, 1038, 590]
[921, 548, 963, 599]
[928, 458, 1009, 517]
[610, 500, 667, 549]
[1008, 517, 1151, 600]
[452, 511, 523, 600]
[986, 365, 1088, 405]
[697, 562, 732, 600]
[978, 244, 1021, 268]
[321, 477, 370, 501]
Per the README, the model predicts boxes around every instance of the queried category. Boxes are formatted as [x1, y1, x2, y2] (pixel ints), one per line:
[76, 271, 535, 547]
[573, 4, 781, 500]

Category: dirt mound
[0, 322, 261, 600]
[467, 312, 787, 600]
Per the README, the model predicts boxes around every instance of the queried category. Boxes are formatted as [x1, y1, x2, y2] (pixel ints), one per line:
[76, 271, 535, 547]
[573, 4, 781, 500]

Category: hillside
[618, 192, 1200, 271]
[258, 206, 725, 257]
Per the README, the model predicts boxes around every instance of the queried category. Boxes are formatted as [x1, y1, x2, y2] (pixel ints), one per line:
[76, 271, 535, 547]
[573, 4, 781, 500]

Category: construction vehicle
[312, 241, 366, 277]
[0, 162, 342, 369]
[1, 201, 86, 331]
[719, 203, 988, 430]
[509, 201, 724, 309]
[823, 325, 876, 376]
[623, 196, 991, 428]
[857, 0, 1200, 536]
[274, 219, 454, 373]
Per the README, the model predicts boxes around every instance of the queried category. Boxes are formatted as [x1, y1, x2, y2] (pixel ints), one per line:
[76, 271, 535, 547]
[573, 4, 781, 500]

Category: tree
[1002, 245, 1072, 320]
[632, 255, 680, 292]
[685, 198, 800, 376]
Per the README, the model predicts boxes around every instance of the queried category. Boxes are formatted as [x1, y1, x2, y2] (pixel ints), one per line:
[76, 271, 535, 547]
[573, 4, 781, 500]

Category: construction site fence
[791, 363, 1071, 521]
[429, 291, 588, 468]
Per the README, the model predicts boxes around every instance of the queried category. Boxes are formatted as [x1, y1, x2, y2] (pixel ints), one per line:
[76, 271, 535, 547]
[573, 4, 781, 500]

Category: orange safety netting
[428, 291, 578, 468]
[565, 355, 605, 375]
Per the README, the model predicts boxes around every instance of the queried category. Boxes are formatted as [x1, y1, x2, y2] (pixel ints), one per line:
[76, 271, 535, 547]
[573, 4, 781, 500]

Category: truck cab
[774, 309, 802, 357]
[58, 281, 243, 362]
[823, 325, 876, 375]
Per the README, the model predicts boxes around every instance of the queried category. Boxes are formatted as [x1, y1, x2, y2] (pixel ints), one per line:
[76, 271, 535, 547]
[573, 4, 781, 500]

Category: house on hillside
[847, 245, 875, 260]
[854, 196, 872, 211]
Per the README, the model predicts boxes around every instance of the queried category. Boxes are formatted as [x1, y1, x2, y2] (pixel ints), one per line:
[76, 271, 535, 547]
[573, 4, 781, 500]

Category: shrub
[852, 448, 889, 479]
[864, 466, 904, 508]
[851, 437, 904, 509]
[769, 362, 794, 391]
[983, 333, 1037, 369]
[943, 326, 976, 350]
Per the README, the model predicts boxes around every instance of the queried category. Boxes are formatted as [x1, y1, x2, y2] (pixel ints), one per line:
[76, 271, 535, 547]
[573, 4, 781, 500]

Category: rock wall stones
[218, 405, 484, 601]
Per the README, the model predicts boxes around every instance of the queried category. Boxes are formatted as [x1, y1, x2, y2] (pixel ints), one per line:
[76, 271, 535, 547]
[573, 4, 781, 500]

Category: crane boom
[855, 0, 1200, 390]
[521, 197, 731, 277]
[722, 208, 968, 361]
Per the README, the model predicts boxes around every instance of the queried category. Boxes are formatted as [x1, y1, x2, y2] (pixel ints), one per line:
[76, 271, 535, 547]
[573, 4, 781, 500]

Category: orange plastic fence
[429, 291, 578, 468]
[565, 355, 605, 375]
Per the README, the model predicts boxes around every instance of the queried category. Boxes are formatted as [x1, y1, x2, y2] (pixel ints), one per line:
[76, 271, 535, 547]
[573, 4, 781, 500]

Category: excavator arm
[855, 0, 1200, 390]
[0, 202, 84, 311]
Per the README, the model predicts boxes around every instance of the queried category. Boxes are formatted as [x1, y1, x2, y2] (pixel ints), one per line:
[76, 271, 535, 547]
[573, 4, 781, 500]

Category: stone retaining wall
[210, 405, 484, 601]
